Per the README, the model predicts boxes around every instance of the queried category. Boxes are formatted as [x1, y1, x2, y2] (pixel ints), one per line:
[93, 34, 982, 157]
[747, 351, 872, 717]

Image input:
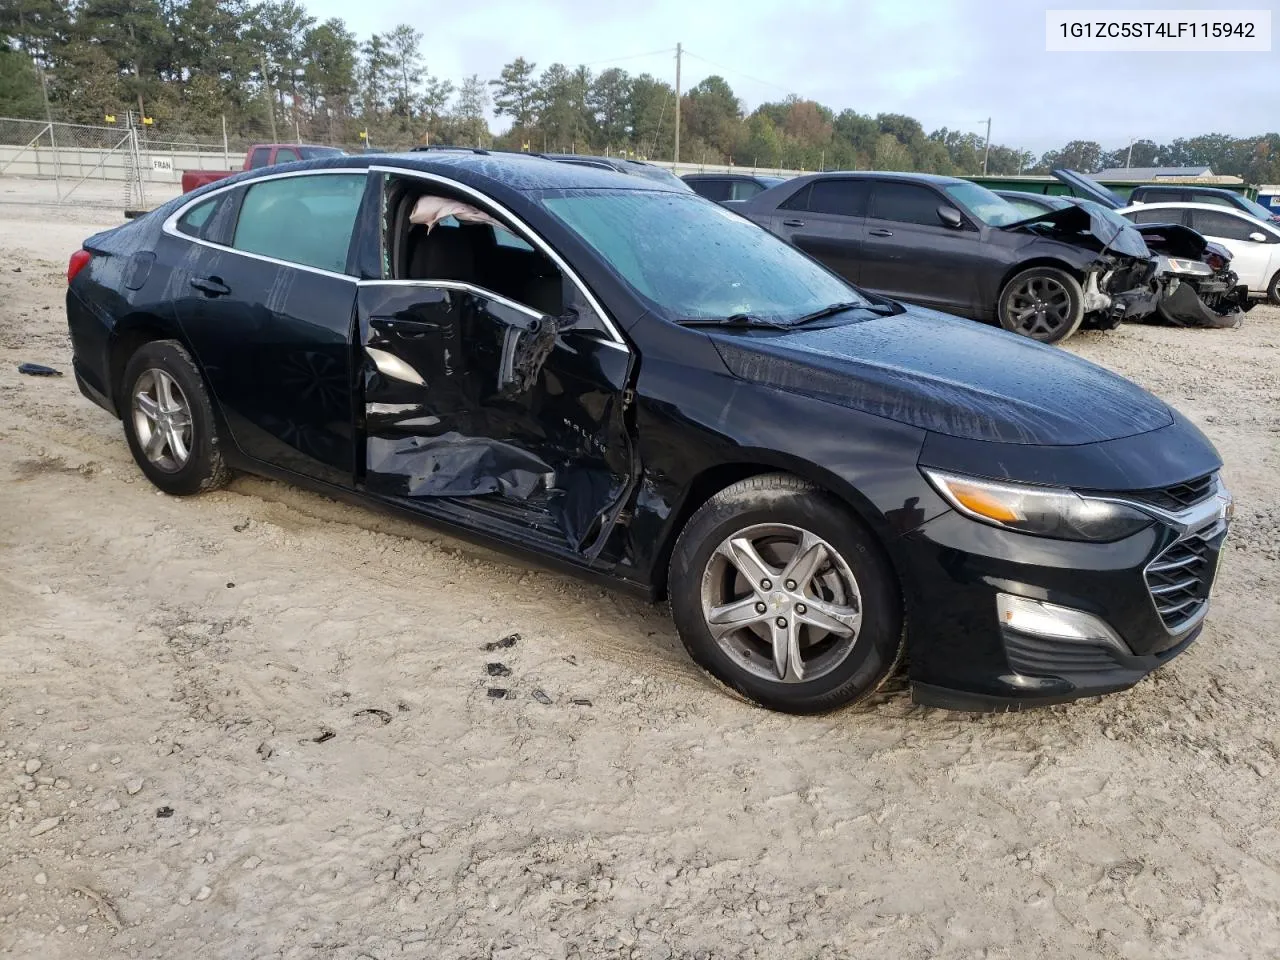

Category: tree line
[3, 0, 1279, 182]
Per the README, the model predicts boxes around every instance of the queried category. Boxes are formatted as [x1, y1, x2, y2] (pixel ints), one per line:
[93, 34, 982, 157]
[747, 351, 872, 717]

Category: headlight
[1159, 256, 1213, 277]
[922, 469, 1153, 542]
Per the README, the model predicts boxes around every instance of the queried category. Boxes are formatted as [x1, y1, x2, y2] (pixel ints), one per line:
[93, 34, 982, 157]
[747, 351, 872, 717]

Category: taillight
[67, 249, 92, 284]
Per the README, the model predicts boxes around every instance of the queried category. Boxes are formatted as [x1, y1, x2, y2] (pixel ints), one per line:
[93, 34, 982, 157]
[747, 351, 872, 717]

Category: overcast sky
[296, 0, 1279, 154]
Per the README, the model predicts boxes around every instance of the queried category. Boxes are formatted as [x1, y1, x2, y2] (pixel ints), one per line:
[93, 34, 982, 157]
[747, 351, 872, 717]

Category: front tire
[997, 266, 1085, 343]
[1267, 269, 1280, 305]
[669, 474, 903, 714]
[121, 340, 231, 496]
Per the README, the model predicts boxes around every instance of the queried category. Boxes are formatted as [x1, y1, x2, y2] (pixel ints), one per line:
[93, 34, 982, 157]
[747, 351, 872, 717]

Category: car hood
[1001, 204, 1150, 258]
[708, 306, 1173, 445]
[1050, 168, 1127, 209]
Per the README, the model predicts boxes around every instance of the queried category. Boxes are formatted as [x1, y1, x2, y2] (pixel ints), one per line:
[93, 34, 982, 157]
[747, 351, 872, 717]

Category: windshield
[627, 164, 693, 190]
[538, 189, 866, 322]
[299, 146, 345, 160]
[1239, 194, 1278, 220]
[942, 182, 1025, 226]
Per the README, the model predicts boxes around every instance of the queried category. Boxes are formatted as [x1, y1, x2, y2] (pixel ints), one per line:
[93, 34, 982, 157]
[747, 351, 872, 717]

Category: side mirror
[937, 205, 964, 229]
[1249, 231, 1268, 242]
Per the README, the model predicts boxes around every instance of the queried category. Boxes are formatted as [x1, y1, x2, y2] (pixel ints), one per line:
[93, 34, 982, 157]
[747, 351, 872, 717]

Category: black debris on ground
[570, 698, 592, 707]
[532, 689, 553, 706]
[155, 806, 174, 818]
[483, 633, 520, 651]
[487, 688, 510, 699]
[312, 730, 335, 743]
[353, 708, 393, 725]
[486, 663, 511, 677]
[18, 363, 62, 377]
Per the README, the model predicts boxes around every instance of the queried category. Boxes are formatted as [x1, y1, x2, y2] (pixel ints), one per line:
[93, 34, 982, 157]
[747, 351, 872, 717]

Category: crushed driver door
[355, 281, 637, 558]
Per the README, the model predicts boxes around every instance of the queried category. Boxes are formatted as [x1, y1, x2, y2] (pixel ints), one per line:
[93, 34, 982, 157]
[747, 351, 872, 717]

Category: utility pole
[982, 117, 991, 175]
[673, 42, 682, 166]
[259, 50, 278, 143]
[1126, 137, 1135, 168]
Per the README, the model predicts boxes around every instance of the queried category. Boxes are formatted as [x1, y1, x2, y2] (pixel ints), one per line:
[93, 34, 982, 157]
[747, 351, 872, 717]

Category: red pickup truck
[181, 143, 348, 193]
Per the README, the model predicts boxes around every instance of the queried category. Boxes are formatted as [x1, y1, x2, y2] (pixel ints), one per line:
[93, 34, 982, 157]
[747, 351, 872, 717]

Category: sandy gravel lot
[1, 195, 1279, 960]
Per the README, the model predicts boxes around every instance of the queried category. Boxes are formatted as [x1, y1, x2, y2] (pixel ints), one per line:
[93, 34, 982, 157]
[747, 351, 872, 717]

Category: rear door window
[806, 179, 868, 217]
[248, 147, 271, 168]
[868, 182, 945, 225]
[1189, 209, 1265, 242]
[232, 173, 367, 273]
[275, 147, 301, 164]
[1126, 207, 1187, 225]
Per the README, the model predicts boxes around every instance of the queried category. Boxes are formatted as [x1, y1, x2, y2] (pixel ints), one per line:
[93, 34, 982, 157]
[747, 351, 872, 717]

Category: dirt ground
[1, 192, 1279, 960]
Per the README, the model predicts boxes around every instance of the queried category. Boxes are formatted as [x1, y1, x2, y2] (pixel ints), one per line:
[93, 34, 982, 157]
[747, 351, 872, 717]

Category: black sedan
[737, 171, 1160, 343]
[65, 152, 1231, 713]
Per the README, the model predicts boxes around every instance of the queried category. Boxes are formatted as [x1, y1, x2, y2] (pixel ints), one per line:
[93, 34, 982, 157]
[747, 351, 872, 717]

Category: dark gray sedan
[736, 171, 1160, 343]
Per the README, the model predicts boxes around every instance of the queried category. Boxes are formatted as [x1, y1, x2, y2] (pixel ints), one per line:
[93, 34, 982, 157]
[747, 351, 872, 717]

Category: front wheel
[997, 266, 1085, 343]
[1267, 269, 1280, 305]
[668, 474, 903, 714]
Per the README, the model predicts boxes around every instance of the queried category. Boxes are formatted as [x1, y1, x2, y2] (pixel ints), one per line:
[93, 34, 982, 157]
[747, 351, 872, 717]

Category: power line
[680, 50, 793, 96]
[578, 47, 676, 69]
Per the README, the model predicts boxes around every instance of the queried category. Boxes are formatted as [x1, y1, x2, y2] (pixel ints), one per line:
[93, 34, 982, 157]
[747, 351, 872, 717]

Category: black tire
[997, 266, 1085, 344]
[1268, 270, 1280, 306]
[120, 339, 231, 496]
[668, 473, 903, 714]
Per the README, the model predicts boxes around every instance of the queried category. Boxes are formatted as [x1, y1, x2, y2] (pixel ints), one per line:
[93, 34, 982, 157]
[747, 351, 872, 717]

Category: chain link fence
[0, 116, 258, 209]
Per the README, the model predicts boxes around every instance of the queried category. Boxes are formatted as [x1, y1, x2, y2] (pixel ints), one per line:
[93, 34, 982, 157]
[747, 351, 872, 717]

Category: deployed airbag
[409, 196, 502, 232]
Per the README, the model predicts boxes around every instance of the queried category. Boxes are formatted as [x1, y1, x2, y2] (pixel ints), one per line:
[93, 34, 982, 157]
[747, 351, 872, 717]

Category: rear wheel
[1267, 269, 1280, 305]
[121, 340, 231, 496]
[997, 266, 1085, 343]
[668, 474, 903, 714]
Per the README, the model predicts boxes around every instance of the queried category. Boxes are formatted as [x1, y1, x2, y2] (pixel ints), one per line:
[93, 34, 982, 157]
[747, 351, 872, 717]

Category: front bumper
[897, 479, 1231, 711]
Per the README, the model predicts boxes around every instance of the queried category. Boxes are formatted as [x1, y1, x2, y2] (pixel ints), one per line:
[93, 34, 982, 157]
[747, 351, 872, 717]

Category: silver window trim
[161, 167, 369, 284]
[370, 164, 624, 344]
[161, 164, 628, 346]
[358, 278, 628, 351]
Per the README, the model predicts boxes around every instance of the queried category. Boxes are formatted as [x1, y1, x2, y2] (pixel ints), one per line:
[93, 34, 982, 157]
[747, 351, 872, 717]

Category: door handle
[782, 219, 806, 227]
[190, 276, 230, 297]
[869, 229, 894, 237]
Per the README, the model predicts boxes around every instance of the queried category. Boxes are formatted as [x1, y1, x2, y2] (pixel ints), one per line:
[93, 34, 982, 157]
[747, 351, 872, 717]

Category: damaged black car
[66, 153, 1232, 714]
[736, 171, 1160, 343]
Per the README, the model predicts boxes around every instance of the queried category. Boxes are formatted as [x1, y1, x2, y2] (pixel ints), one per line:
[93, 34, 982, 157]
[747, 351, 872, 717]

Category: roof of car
[791, 170, 964, 186]
[1130, 182, 1232, 193]
[1118, 201, 1280, 228]
[252, 150, 690, 194]
[1120, 201, 1259, 214]
[682, 172, 776, 181]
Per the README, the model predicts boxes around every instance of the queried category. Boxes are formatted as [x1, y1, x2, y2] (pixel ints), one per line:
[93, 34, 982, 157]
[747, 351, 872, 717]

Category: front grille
[1145, 535, 1216, 631]
[1126, 473, 1217, 512]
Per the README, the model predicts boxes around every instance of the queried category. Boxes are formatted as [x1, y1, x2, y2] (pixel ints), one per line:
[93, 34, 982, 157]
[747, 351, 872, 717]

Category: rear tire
[997, 266, 1085, 344]
[1267, 270, 1280, 306]
[668, 473, 903, 714]
[120, 340, 231, 496]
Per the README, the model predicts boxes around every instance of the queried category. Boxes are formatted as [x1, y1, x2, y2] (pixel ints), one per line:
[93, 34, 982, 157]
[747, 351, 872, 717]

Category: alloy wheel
[131, 368, 193, 473]
[1007, 276, 1073, 338]
[699, 523, 863, 684]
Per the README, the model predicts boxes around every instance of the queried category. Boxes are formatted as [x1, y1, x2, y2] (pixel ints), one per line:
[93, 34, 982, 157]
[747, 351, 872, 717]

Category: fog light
[996, 594, 1127, 651]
